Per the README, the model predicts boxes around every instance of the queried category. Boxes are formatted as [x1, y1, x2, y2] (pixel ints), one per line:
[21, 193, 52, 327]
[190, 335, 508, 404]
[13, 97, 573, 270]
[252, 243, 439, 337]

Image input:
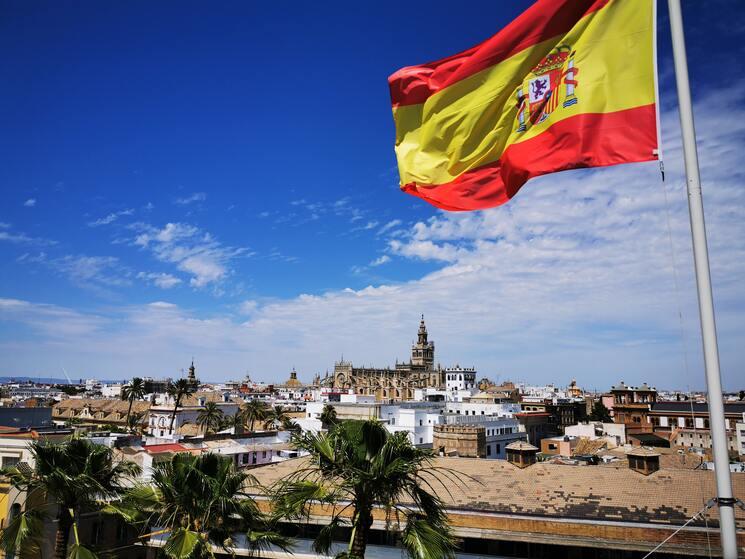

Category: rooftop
[249, 457, 745, 527]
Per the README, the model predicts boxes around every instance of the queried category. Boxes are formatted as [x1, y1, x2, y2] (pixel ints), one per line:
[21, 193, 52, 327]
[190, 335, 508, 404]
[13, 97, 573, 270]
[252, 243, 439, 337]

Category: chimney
[627, 447, 660, 475]
[198, 397, 206, 407]
[506, 441, 539, 468]
[222, 392, 230, 403]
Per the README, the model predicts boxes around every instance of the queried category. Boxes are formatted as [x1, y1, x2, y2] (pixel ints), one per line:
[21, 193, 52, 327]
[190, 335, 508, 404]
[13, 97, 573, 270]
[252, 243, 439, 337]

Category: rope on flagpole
[642, 500, 716, 558]
[652, 0, 665, 181]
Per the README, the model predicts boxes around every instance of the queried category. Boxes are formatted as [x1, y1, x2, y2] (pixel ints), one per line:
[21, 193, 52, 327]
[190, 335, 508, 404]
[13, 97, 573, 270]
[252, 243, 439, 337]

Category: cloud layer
[1, 87, 744, 390]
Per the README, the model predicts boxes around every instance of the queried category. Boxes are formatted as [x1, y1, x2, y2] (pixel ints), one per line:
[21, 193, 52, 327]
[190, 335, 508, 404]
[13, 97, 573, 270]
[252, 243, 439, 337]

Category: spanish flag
[389, 0, 658, 211]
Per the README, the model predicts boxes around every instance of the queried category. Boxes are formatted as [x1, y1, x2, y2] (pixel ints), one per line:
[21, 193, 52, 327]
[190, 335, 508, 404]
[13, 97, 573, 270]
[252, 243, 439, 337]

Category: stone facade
[433, 424, 486, 458]
[332, 317, 445, 401]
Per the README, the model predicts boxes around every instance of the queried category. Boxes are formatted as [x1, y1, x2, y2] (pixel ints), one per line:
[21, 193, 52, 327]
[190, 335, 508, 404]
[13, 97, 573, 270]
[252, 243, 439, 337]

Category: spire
[418, 315, 428, 344]
[187, 359, 198, 387]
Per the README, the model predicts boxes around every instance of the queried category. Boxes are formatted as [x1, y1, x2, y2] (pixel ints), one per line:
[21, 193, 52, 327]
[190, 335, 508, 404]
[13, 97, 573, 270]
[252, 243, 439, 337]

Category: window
[487, 445, 492, 456]
[496, 444, 501, 455]
[252, 453, 257, 464]
[419, 420, 423, 426]
[1, 456, 20, 469]
[242, 453, 249, 465]
[419, 438, 423, 444]
[262, 451, 267, 458]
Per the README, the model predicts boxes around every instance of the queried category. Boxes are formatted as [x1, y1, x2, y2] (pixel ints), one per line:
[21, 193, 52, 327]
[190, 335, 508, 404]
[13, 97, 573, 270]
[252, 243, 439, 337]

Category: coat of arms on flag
[516, 45, 578, 132]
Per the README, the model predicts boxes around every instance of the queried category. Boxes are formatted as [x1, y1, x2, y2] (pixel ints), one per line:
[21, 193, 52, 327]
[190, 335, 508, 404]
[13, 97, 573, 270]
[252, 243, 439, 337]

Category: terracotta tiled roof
[144, 443, 189, 454]
[248, 457, 745, 526]
[627, 447, 661, 457]
[573, 438, 608, 456]
[505, 441, 538, 451]
[52, 398, 150, 418]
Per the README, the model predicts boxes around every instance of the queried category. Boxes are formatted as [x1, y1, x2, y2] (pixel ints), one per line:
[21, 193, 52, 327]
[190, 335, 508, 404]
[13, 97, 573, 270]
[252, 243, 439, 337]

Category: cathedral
[332, 316, 445, 401]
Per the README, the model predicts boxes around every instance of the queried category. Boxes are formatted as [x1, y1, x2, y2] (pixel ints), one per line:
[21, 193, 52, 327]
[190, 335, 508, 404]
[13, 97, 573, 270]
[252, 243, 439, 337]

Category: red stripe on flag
[400, 104, 658, 211]
[388, 0, 609, 108]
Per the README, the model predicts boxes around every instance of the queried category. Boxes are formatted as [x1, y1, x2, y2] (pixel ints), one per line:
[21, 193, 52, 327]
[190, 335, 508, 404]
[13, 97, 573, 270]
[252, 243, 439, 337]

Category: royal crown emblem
[515, 45, 578, 133]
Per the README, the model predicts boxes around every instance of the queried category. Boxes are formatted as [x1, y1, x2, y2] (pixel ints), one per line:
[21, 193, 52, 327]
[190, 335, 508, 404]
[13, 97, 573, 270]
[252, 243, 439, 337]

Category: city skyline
[2, 0, 745, 389]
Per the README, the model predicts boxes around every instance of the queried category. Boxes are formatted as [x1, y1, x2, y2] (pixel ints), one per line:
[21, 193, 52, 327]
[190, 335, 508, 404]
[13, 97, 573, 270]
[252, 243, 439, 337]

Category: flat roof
[249, 457, 745, 527]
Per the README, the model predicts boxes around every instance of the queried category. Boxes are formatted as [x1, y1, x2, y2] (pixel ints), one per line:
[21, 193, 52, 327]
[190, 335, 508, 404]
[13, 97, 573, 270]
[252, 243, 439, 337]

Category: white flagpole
[666, 1, 738, 557]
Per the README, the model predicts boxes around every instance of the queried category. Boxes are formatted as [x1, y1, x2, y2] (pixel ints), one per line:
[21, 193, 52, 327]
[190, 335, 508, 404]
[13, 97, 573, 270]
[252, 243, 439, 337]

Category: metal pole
[667, 0, 738, 556]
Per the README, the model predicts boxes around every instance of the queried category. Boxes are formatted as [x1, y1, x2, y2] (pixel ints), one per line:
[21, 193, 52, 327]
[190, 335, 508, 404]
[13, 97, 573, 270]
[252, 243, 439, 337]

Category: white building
[445, 400, 520, 418]
[737, 420, 745, 457]
[381, 404, 444, 446]
[564, 422, 626, 446]
[100, 383, 122, 399]
[147, 392, 240, 438]
[445, 366, 477, 392]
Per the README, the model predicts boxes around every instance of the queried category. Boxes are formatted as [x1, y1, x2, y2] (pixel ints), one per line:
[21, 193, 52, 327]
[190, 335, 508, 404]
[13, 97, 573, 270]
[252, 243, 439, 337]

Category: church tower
[187, 360, 199, 388]
[411, 315, 435, 369]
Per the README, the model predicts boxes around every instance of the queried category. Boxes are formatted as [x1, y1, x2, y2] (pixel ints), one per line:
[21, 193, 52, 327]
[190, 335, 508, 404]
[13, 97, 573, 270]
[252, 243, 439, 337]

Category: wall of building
[433, 425, 485, 458]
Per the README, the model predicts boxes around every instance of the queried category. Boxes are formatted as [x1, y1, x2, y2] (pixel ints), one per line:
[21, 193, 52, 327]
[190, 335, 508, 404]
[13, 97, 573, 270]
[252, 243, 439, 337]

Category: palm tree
[319, 404, 338, 430]
[273, 420, 458, 559]
[111, 452, 291, 558]
[0, 438, 140, 559]
[220, 413, 237, 431]
[239, 399, 269, 432]
[167, 379, 196, 436]
[121, 377, 147, 432]
[264, 405, 291, 430]
[196, 401, 224, 435]
[127, 411, 146, 434]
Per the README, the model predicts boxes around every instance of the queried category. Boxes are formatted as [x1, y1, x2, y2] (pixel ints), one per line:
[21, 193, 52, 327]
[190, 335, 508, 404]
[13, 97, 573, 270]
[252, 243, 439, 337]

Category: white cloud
[174, 192, 207, 205]
[378, 219, 402, 235]
[131, 222, 249, 288]
[16, 252, 47, 263]
[88, 208, 134, 227]
[238, 300, 259, 315]
[0, 224, 56, 246]
[23, 198, 36, 207]
[369, 255, 391, 267]
[2, 85, 744, 389]
[52, 255, 132, 290]
[137, 272, 182, 289]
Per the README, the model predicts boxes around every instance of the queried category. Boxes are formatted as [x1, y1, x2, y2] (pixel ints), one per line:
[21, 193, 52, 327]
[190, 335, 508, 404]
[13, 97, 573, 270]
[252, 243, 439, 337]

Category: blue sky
[1, 0, 744, 390]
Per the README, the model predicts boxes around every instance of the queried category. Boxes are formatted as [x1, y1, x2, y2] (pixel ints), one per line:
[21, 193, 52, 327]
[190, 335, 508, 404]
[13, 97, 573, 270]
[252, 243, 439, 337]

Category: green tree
[218, 413, 237, 432]
[588, 400, 612, 423]
[196, 401, 224, 435]
[240, 400, 270, 432]
[167, 379, 196, 436]
[319, 404, 338, 430]
[738, 390, 745, 401]
[121, 377, 147, 433]
[0, 438, 140, 559]
[273, 420, 458, 559]
[127, 411, 146, 434]
[111, 452, 291, 558]
[264, 405, 291, 430]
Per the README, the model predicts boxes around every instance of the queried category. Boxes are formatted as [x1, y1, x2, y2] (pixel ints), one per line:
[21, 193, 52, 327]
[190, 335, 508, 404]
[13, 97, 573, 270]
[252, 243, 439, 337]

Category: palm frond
[162, 528, 202, 559]
[400, 514, 456, 559]
[0, 507, 45, 556]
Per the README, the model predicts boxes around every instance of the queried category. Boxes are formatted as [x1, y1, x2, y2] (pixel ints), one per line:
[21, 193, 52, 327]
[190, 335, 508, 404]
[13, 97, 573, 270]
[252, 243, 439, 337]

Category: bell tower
[411, 315, 435, 369]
